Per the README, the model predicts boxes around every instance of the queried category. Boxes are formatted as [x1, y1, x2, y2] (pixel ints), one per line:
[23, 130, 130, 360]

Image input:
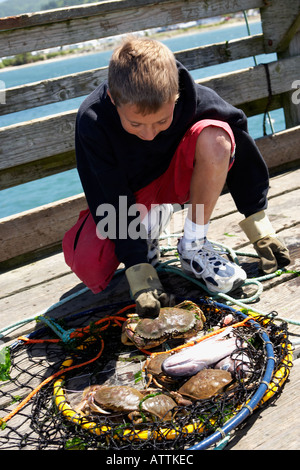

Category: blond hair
[108, 36, 179, 114]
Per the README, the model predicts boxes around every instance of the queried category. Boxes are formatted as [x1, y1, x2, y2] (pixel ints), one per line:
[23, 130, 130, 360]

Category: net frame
[0, 299, 292, 450]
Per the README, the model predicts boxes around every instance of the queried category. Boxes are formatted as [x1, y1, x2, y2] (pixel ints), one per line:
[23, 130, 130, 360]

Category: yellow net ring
[53, 308, 292, 444]
[53, 356, 215, 442]
[238, 309, 293, 406]
[259, 342, 293, 406]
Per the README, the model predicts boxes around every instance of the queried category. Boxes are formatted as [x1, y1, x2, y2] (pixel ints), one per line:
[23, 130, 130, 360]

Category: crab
[128, 392, 177, 424]
[121, 301, 206, 350]
[177, 368, 233, 401]
[75, 385, 142, 415]
[75, 384, 177, 423]
[143, 351, 177, 389]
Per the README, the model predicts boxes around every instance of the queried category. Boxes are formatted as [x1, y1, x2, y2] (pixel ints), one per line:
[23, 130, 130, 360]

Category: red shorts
[63, 120, 235, 293]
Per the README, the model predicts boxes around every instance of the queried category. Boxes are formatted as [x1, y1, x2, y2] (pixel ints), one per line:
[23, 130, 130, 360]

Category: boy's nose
[140, 125, 157, 140]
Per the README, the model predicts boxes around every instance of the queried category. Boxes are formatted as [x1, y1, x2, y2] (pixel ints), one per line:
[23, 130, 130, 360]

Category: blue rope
[188, 302, 276, 450]
[36, 316, 76, 344]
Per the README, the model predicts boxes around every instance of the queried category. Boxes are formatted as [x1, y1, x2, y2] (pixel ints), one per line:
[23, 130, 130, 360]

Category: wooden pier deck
[1, 167, 299, 451]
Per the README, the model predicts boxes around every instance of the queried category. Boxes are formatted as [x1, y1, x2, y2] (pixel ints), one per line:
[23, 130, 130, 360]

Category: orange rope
[148, 315, 252, 358]
[113, 304, 136, 315]
[0, 338, 105, 425]
[17, 315, 128, 344]
[18, 337, 59, 344]
[69, 315, 128, 340]
[1, 314, 128, 426]
[1, 306, 249, 425]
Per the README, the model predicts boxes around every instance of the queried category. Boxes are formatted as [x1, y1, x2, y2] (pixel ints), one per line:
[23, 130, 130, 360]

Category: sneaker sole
[180, 265, 246, 294]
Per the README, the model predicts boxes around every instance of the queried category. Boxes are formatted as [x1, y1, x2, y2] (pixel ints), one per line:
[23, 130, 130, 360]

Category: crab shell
[93, 385, 143, 412]
[76, 385, 143, 415]
[144, 352, 177, 389]
[145, 352, 172, 376]
[77, 385, 177, 421]
[139, 393, 177, 421]
[178, 369, 232, 400]
[122, 305, 206, 349]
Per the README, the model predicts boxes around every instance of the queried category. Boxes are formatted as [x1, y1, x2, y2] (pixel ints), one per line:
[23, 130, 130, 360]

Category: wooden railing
[0, 0, 300, 268]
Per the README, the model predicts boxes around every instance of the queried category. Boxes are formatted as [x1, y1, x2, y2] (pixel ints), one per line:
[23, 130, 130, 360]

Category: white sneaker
[177, 237, 247, 293]
[145, 204, 174, 266]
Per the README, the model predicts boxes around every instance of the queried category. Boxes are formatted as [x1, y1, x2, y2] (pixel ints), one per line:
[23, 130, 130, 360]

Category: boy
[63, 37, 290, 317]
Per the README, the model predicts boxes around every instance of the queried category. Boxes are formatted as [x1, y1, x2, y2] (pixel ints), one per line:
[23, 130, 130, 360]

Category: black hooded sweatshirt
[75, 62, 269, 269]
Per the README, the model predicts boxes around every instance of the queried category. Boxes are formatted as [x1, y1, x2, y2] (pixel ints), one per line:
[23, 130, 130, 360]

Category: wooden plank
[0, 0, 160, 29]
[175, 34, 264, 71]
[0, 0, 263, 31]
[0, 110, 77, 172]
[0, 271, 86, 334]
[0, 266, 129, 342]
[199, 55, 300, 107]
[1, 35, 264, 116]
[278, 29, 300, 128]
[256, 125, 300, 170]
[260, 0, 300, 52]
[0, 0, 264, 56]
[240, 94, 283, 119]
[0, 193, 87, 266]
[0, 149, 76, 190]
[277, 15, 300, 53]
[267, 168, 300, 198]
[0, 251, 75, 299]
[227, 358, 300, 450]
[1, 67, 108, 116]
[248, 274, 300, 337]
[1, 57, 300, 185]
[1, 119, 300, 193]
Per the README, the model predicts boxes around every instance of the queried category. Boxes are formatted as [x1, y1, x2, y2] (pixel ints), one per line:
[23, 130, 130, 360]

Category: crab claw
[76, 385, 112, 415]
[89, 401, 111, 414]
[121, 318, 138, 346]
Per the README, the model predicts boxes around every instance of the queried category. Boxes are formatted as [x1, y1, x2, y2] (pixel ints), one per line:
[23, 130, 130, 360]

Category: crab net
[0, 299, 292, 450]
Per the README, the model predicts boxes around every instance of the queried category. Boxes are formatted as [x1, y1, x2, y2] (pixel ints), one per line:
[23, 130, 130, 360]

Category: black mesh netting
[0, 299, 292, 450]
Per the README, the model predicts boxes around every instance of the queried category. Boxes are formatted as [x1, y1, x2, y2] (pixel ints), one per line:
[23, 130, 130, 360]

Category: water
[0, 21, 285, 218]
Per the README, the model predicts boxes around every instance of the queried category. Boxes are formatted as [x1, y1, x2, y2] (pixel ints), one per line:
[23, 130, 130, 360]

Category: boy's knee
[196, 126, 232, 163]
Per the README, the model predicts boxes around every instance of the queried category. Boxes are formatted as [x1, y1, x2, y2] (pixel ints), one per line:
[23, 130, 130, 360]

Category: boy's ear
[107, 89, 115, 105]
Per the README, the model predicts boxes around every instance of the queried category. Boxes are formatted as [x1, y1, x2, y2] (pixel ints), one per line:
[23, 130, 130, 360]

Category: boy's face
[110, 95, 176, 141]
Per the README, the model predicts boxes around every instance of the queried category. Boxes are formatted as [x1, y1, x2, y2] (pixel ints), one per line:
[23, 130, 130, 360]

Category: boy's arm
[76, 114, 148, 267]
[76, 116, 172, 316]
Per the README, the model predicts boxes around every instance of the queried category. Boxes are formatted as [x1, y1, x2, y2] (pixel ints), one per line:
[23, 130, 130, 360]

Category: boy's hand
[239, 210, 291, 274]
[125, 263, 174, 317]
[253, 236, 290, 274]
